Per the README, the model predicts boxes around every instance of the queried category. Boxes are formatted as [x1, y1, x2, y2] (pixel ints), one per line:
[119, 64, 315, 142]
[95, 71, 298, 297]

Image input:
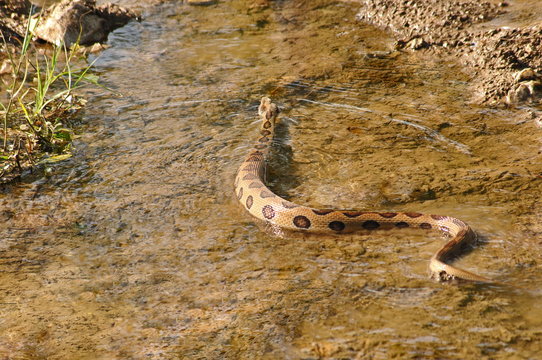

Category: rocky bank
[356, 0, 542, 105]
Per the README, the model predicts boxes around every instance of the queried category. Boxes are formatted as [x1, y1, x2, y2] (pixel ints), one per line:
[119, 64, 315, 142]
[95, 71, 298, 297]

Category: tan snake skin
[235, 97, 491, 283]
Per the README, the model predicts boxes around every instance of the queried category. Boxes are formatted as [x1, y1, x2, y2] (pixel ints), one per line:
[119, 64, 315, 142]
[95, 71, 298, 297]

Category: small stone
[514, 68, 537, 83]
[407, 37, 427, 50]
[87, 43, 109, 53]
[33, 0, 138, 46]
[0, 60, 12, 75]
[507, 84, 531, 104]
[506, 80, 542, 104]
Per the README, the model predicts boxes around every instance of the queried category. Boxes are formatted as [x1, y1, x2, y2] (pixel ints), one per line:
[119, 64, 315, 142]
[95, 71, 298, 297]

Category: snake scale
[235, 97, 491, 283]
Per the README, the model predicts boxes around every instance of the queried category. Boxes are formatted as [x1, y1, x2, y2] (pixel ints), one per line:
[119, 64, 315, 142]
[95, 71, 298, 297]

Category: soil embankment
[356, 0, 542, 105]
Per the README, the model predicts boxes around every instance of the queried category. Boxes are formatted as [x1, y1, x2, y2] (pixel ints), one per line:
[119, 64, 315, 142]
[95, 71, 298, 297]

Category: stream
[1, 0, 541, 358]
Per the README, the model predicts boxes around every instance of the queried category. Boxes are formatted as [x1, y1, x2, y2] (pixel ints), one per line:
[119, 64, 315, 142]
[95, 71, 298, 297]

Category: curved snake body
[235, 97, 490, 283]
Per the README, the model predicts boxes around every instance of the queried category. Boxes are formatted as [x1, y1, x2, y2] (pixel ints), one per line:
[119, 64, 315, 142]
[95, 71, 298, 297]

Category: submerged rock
[33, 0, 139, 46]
[507, 79, 542, 104]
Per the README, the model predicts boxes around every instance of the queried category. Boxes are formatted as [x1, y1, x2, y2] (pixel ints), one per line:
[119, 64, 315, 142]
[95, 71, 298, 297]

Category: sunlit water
[1, 0, 541, 358]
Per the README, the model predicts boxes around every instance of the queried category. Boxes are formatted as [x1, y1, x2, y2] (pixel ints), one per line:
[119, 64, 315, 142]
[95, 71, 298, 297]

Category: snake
[235, 97, 491, 283]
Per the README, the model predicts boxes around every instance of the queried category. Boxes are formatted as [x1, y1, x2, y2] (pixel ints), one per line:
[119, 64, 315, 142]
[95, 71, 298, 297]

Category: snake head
[258, 97, 280, 122]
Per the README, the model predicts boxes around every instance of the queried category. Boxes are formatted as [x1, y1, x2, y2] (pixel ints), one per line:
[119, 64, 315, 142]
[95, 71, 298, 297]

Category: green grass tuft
[0, 13, 101, 182]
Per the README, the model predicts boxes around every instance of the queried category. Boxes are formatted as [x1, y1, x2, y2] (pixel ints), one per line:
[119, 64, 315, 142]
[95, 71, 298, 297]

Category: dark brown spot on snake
[282, 201, 299, 209]
[246, 195, 253, 209]
[246, 155, 262, 162]
[328, 221, 345, 231]
[260, 190, 275, 198]
[293, 215, 311, 229]
[262, 205, 275, 219]
[312, 209, 334, 215]
[248, 182, 264, 189]
[362, 220, 380, 230]
[343, 211, 365, 218]
[379, 212, 397, 218]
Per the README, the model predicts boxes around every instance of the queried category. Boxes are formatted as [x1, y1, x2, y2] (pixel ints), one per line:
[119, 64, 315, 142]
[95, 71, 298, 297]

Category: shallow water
[1, 0, 542, 358]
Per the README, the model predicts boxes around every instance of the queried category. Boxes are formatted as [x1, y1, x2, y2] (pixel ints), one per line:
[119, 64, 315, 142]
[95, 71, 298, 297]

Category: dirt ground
[0, 0, 30, 43]
[356, 0, 542, 106]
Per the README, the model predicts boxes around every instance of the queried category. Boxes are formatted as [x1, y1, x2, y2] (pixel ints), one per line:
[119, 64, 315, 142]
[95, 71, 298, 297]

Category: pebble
[514, 68, 538, 83]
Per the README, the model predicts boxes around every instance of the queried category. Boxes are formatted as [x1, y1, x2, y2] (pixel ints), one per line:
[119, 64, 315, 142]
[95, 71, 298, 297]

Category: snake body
[235, 97, 490, 283]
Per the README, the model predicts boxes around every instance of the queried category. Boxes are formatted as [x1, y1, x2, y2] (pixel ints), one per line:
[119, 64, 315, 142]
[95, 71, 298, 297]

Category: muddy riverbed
[1, 0, 542, 358]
